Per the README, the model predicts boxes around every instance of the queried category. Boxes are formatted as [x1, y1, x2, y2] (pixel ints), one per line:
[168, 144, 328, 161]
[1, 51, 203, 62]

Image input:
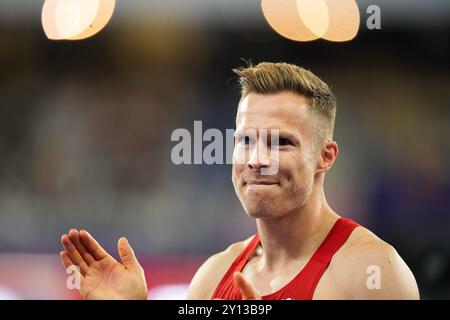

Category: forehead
[236, 92, 314, 135]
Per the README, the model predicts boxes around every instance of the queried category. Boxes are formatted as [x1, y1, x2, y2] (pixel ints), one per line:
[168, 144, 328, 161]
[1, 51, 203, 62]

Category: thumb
[233, 272, 262, 300]
[118, 237, 140, 269]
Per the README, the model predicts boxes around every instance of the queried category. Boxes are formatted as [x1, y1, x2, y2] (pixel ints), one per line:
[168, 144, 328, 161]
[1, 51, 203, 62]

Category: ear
[317, 140, 338, 173]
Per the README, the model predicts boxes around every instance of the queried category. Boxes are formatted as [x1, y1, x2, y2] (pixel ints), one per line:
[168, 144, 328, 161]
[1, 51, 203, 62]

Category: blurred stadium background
[0, 0, 449, 299]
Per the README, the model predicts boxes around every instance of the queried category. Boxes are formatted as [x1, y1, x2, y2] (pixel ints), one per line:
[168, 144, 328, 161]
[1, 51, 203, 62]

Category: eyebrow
[234, 129, 302, 145]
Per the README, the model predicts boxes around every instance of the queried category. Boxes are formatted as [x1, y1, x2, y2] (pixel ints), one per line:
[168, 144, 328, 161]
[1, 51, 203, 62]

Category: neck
[255, 183, 340, 272]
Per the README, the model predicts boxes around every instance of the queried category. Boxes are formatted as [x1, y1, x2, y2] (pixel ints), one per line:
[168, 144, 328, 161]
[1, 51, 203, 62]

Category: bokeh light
[42, 0, 115, 40]
[261, 0, 320, 41]
[262, 0, 360, 42]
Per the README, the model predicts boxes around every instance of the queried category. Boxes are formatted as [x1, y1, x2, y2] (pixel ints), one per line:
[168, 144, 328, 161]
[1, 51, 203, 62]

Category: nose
[247, 141, 271, 171]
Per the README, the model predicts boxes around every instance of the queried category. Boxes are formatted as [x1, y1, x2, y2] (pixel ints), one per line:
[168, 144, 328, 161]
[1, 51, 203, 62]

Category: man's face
[232, 91, 322, 219]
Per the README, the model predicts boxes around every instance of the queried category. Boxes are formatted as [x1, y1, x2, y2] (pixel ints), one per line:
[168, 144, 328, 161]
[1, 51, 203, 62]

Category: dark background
[0, 0, 449, 299]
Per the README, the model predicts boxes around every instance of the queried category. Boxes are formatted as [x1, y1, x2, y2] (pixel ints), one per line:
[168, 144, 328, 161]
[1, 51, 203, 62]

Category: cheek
[278, 154, 311, 183]
[278, 153, 302, 174]
[231, 163, 243, 185]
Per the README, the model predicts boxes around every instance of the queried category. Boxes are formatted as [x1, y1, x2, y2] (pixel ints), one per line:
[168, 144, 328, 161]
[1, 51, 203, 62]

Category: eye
[236, 135, 255, 145]
[273, 137, 292, 146]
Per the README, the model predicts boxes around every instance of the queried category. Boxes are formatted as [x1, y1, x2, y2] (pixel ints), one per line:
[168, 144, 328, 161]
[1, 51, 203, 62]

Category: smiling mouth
[245, 181, 278, 186]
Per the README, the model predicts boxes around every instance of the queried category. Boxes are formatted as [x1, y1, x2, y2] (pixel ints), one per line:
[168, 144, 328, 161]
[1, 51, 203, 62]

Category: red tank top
[211, 217, 360, 300]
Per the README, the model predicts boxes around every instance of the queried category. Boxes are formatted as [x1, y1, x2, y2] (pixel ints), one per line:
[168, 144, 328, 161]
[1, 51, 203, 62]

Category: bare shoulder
[186, 235, 254, 300]
[328, 225, 420, 299]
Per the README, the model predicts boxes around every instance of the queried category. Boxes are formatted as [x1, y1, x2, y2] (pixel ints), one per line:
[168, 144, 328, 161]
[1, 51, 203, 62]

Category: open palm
[60, 229, 148, 300]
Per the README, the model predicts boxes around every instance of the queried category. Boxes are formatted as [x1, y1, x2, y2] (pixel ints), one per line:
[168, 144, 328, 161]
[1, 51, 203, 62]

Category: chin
[242, 200, 280, 219]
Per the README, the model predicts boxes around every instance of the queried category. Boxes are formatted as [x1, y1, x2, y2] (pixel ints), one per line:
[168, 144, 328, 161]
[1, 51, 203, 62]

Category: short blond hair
[233, 62, 336, 139]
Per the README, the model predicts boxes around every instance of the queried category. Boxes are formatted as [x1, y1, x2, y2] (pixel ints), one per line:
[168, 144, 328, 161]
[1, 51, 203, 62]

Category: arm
[331, 233, 420, 300]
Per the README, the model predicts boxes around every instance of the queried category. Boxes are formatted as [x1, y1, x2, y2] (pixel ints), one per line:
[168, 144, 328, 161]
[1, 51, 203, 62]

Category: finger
[118, 237, 140, 269]
[60, 251, 85, 286]
[61, 234, 90, 276]
[79, 230, 109, 261]
[68, 229, 95, 266]
[233, 272, 261, 300]
[60, 250, 74, 269]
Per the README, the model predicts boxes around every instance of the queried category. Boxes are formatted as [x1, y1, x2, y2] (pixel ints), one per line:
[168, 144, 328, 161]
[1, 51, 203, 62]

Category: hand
[233, 272, 262, 300]
[60, 229, 148, 300]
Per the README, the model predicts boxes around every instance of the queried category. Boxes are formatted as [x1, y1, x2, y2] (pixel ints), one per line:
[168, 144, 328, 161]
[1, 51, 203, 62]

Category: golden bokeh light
[321, 0, 360, 42]
[42, 0, 60, 40]
[261, 0, 320, 42]
[296, 0, 329, 38]
[262, 0, 361, 42]
[42, 0, 115, 40]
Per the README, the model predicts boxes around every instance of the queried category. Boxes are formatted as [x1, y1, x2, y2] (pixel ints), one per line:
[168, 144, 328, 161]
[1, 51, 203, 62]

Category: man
[60, 62, 420, 300]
